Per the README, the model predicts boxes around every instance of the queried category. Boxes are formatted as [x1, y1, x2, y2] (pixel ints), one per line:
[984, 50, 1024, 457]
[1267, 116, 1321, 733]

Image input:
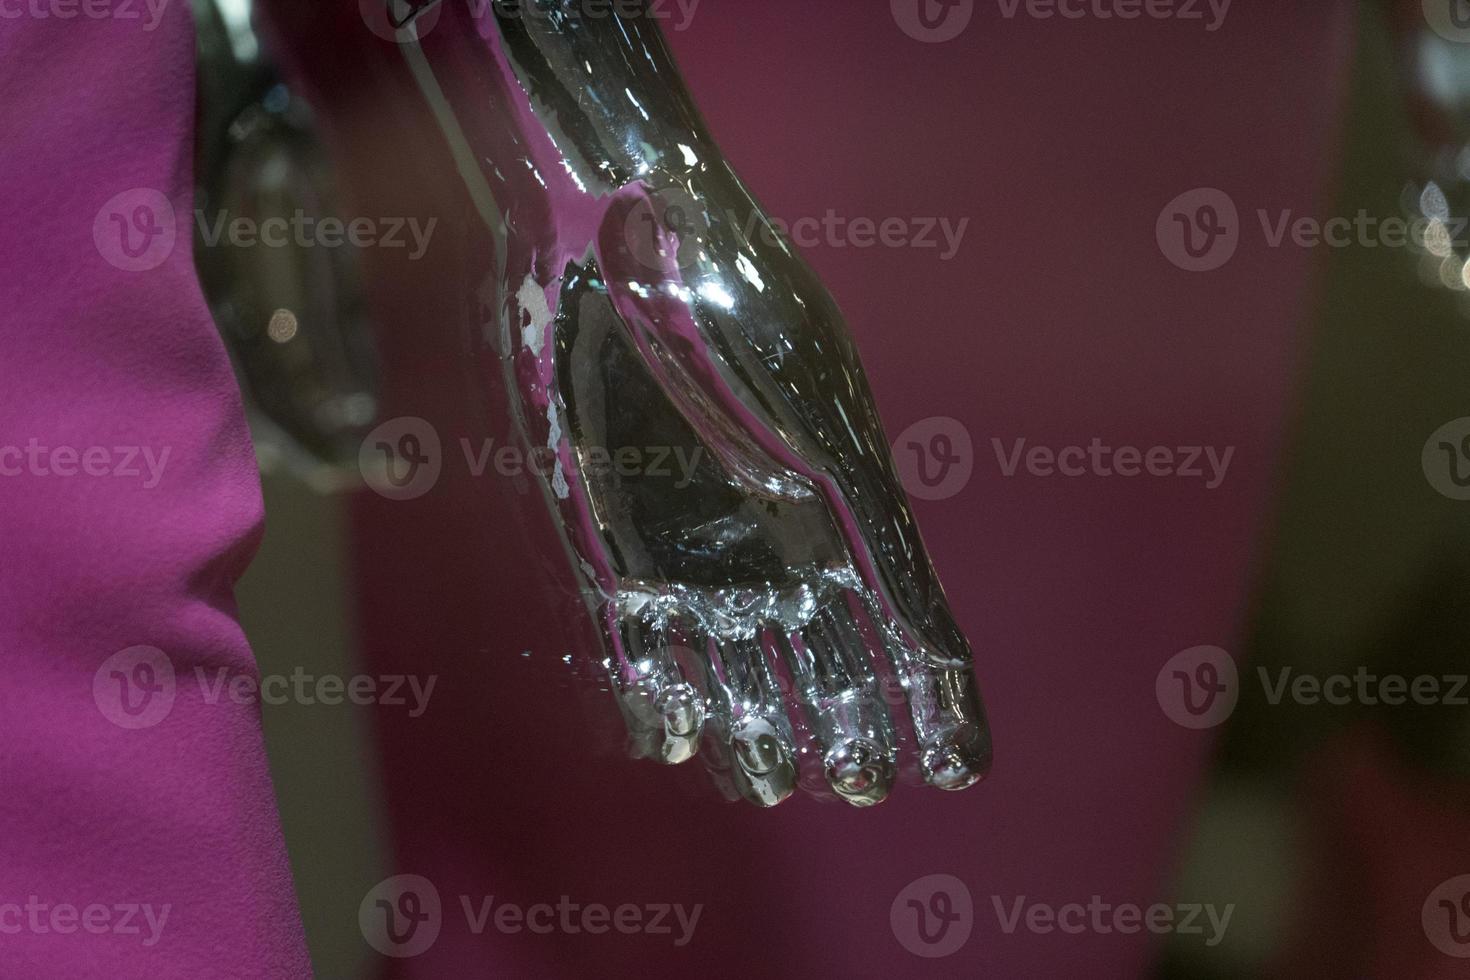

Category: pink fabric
[0, 8, 309, 979]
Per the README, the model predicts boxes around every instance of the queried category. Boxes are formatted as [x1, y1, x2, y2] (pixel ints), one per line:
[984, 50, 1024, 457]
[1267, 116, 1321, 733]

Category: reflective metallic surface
[395, 0, 991, 805]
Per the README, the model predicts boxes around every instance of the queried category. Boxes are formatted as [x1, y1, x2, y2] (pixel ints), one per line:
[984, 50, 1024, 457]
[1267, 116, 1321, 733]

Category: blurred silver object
[194, 0, 379, 490]
[1390, 1, 1470, 306]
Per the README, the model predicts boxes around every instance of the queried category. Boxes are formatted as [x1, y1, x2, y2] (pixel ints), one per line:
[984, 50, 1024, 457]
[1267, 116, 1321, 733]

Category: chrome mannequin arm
[395, 0, 992, 806]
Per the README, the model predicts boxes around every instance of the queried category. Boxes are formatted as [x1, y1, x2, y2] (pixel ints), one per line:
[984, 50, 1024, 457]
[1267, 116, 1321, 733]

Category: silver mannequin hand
[393, 0, 992, 806]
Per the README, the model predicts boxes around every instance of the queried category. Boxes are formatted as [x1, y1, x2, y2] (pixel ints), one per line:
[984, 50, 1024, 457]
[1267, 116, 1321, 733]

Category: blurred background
[207, 0, 1470, 975]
